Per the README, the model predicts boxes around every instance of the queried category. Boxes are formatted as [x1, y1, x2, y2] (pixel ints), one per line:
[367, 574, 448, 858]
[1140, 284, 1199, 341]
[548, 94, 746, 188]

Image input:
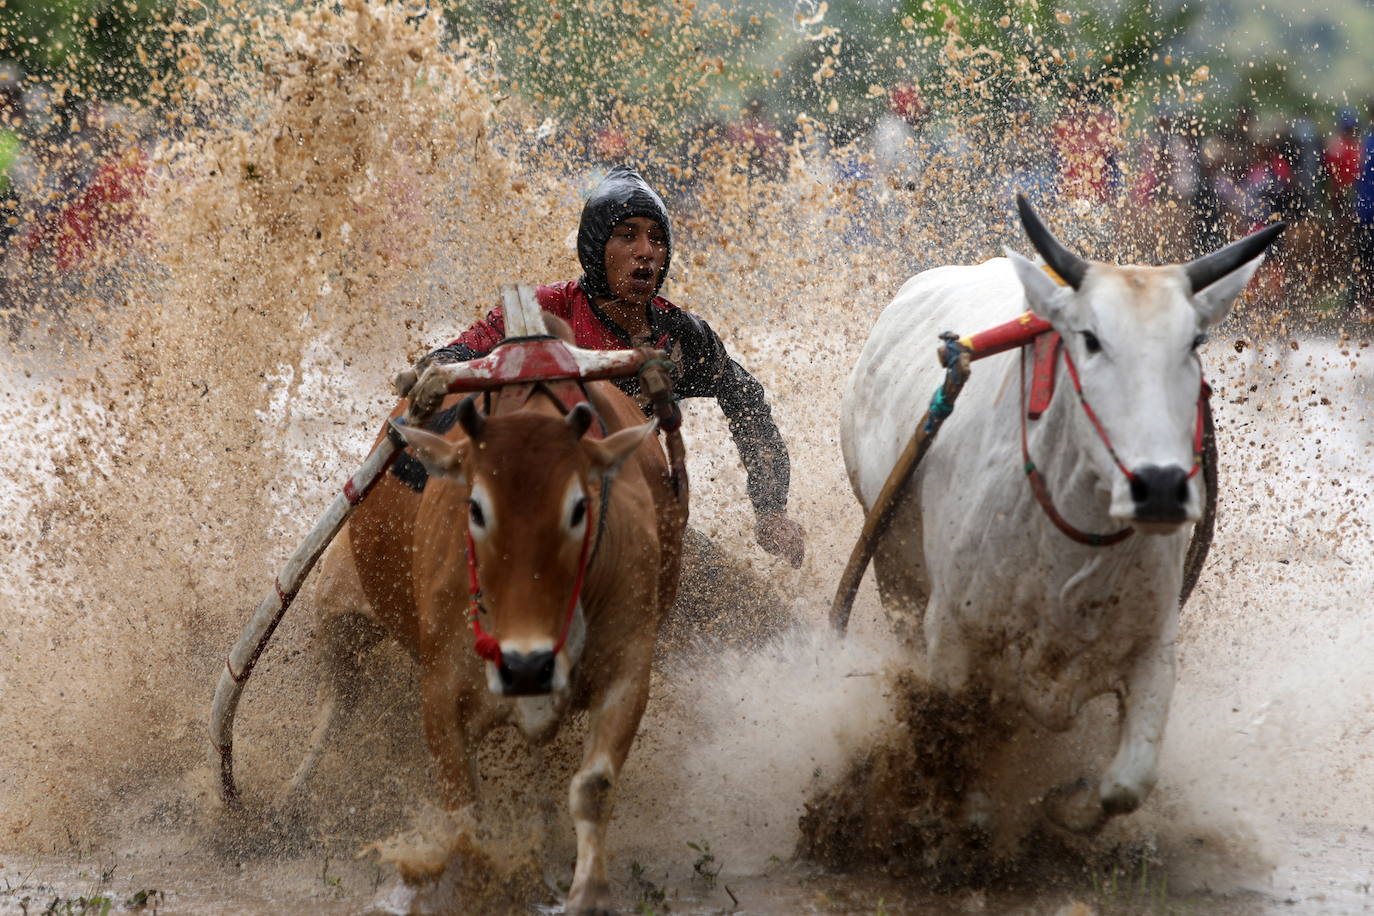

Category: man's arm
[677, 315, 804, 566]
[715, 355, 791, 517]
[428, 306, 508, 364]
[393, 306, 507, 398]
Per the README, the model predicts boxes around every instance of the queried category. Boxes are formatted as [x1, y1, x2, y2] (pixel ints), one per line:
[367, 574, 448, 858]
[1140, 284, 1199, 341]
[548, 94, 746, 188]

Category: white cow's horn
[1184, 222, 1287, 293]
[1016, 193, 1088, 290]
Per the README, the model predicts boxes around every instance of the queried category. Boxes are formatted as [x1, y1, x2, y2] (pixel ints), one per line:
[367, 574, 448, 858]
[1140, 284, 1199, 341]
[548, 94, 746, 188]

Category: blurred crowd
[0, 61, 152, 312]
[566, 85, 1374, 319]
[3, 56, 1373, 322]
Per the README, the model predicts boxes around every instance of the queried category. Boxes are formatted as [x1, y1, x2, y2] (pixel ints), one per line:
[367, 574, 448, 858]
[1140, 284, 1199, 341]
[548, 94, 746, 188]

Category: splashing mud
[2, 0, 1373, 913]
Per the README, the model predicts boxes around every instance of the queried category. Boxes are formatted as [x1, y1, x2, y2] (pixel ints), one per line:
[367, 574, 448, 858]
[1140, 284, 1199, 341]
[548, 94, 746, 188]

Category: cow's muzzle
[498, 648, 557, 696]
[1128, 464, 1190, 525]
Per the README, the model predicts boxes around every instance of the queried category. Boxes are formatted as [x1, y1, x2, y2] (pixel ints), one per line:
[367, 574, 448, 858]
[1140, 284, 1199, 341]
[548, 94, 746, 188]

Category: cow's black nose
[1129, 464, 1189, 523]
[498, 649, 556, 695]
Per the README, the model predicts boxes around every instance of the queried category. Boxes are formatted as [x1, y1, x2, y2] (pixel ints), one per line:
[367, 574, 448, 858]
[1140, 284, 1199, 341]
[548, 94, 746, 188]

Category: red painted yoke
[439, 335, 654, 394]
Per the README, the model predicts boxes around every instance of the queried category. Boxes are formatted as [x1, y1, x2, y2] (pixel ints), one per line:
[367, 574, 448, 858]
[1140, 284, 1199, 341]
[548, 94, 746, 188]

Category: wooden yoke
[422, 285, 659, 397]
[504, 283, 544, 336]
[829, 334, 972, 633]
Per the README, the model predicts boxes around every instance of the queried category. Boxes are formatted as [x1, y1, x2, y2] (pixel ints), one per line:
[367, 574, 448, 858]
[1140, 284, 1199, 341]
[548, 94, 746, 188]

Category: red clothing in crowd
[1325, 133, 1361, 196]
[24, 147, 148, 271]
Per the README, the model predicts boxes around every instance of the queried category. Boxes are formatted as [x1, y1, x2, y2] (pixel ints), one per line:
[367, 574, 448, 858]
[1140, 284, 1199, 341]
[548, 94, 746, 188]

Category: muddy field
[2, 326, 1372, 914]
[3, 1, 1374, 914]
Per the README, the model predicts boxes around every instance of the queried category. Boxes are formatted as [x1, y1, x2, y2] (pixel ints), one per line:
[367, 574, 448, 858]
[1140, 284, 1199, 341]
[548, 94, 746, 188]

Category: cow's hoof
[1100, 780, 1146, 817]
[1043, 778, 1107, 835]
[566, 881, 614, 915]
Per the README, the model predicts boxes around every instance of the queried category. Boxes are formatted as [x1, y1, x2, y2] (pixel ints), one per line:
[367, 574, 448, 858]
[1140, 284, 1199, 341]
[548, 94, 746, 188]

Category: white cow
[840, 196, 1282, 833]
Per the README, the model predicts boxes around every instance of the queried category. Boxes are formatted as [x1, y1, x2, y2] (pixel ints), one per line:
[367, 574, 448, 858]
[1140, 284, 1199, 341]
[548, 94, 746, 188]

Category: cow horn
[1016, 193, 1088, 290]
[457, 396, 485, 440]
[566, 402, 595, 439]
[1184, 222, 1287, 293]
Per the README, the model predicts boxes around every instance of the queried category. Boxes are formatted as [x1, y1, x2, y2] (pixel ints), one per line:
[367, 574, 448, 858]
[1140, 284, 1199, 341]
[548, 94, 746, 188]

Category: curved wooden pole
[209, 430, 403, 802]
[830, 336, 971, 633]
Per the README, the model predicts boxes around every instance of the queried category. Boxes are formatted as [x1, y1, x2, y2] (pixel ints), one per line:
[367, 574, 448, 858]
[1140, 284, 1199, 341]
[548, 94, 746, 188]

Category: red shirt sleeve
[446, 282, 577, 354]
[536, 282, 576, 321]
[449, 306, 507, 353]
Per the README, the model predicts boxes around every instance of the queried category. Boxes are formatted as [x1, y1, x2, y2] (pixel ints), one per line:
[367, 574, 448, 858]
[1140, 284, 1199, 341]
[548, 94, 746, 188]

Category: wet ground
[2, 822, 1372, 914]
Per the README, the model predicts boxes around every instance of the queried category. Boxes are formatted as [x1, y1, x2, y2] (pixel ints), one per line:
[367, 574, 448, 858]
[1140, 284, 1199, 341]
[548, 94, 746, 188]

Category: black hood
[577, 165, 673, 300]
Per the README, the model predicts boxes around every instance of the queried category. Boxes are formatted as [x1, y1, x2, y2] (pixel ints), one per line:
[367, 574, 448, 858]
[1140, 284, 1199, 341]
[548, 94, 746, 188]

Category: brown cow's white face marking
[467, 482, 492, 541]
[562, 479, 591, 539]
[484, 476, 591, 698]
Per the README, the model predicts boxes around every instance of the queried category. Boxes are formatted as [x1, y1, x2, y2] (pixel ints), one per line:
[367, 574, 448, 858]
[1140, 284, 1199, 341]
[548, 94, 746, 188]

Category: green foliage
[123, 888, 164, 910]
[793, 0, 1198, 112]
[628, 859, 668, 913]
[441, 0, 772, 125]
[686, 839, 722, 886]
[438, 0, 1207, 140]
[0, 0, 175, 100]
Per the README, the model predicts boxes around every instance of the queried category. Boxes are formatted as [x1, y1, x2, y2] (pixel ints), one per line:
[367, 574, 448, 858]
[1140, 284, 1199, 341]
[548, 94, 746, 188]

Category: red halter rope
[1018, 336, 1207, 547]
[464, 510, 595, 663]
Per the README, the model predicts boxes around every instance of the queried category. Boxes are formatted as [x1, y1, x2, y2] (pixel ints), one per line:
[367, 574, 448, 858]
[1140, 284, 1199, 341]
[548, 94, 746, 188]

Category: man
[397, 165, 805, 568]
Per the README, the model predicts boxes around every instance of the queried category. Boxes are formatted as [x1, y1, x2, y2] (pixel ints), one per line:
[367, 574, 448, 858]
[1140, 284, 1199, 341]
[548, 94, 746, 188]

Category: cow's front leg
[1043, 641, 1175, 834]
[923, 597, 972, 692]
[365, 659, 487, 909]
[420, 659, 480, 813]
[566, 662, 651, 915]
[1099, 640, 1175, 816]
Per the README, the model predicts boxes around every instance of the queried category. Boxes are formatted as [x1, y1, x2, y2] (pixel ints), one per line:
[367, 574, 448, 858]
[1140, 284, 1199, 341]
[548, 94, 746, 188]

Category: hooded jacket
[408, 170, 791, 518]
[577, 165, 673, 300]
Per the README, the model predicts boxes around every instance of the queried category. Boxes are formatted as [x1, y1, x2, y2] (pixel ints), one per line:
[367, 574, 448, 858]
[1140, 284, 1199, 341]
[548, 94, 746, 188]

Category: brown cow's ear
[457, 397, 485, 440]
[566, 402, 596, 439]
[584, 420, 656, 479]
[396, 424, 467, 481]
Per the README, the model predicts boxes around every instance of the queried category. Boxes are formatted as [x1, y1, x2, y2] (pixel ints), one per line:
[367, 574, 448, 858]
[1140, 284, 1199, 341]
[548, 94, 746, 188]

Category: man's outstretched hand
[756, 513, 804, 568]
[393, 366, 420, 398]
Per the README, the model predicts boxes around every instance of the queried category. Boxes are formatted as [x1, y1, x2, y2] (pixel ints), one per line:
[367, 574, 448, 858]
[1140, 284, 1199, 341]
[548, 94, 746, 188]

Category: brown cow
[292, 358, 686, 913]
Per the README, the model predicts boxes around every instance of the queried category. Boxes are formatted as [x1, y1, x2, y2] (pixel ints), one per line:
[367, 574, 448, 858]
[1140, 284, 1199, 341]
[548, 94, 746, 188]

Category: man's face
[603, 216, 667, 306]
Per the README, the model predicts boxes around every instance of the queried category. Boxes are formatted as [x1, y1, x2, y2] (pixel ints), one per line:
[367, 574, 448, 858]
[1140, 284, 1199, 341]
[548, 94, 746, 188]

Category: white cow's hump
[879, 258, 1028, 343]
[842, 257, 1030, 507]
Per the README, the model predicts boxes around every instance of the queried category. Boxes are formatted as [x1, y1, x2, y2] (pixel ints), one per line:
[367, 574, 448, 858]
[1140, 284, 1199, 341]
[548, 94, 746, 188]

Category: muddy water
[3, 333, 1372, 915]
[2, 1, 1374, 914]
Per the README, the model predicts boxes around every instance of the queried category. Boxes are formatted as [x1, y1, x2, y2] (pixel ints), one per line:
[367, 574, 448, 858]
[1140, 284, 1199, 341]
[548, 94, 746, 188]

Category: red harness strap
[1026, 332, 1061, 420]
[1019, 344, 1135, 547]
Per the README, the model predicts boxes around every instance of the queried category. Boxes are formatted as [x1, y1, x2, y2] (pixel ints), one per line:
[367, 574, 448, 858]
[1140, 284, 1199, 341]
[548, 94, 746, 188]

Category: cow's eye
[1081, 330, 1102, 354]
[570, 497, 588, 529]
[1191, 333, 1207, 350]
[468, 500, 486, 529]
